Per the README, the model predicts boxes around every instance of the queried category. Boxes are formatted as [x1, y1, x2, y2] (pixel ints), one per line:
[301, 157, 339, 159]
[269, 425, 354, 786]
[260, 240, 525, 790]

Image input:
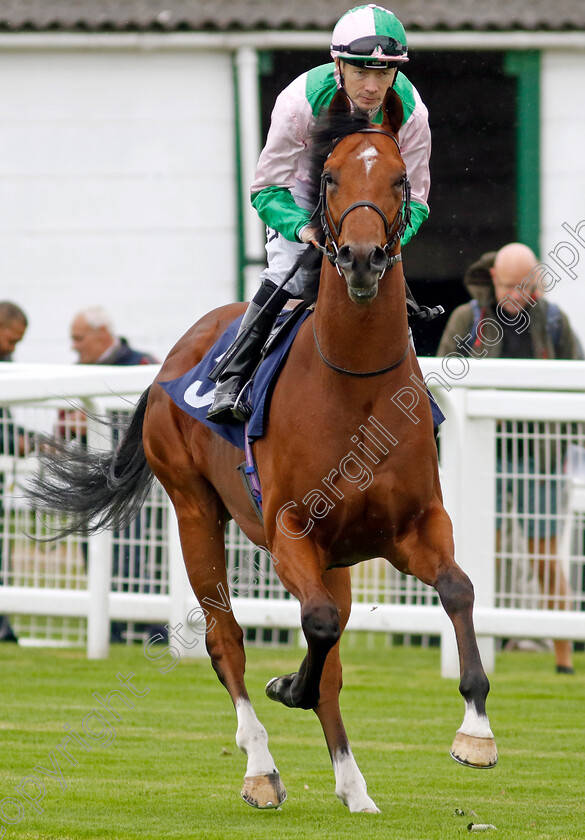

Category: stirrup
[232, 385, 252, 423]
[207, 378, 252, 425]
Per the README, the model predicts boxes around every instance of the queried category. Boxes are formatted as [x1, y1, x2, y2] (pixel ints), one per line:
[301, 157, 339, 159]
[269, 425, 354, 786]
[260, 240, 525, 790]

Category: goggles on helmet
[331, 35, 408, 63]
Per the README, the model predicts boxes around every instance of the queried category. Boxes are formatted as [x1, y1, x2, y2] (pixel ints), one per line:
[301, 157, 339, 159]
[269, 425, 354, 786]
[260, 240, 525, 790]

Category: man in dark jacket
[66, 307, 161, 644]
[0, 301, 30, 642]
[439, 243, 582, 674]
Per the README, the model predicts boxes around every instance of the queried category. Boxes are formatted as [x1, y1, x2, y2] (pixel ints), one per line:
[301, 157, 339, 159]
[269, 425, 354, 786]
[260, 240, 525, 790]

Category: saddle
[160, 294, 445, 524]
[159, 301, 313, 451]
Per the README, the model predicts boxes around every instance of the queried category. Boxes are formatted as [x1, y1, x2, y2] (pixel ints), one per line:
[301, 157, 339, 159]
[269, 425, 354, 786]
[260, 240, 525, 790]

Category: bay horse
[29, 87, 497, 813]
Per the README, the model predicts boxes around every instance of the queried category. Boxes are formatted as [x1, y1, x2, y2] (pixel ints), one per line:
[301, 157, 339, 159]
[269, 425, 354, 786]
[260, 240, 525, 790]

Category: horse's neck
[312, 264, 410, 377]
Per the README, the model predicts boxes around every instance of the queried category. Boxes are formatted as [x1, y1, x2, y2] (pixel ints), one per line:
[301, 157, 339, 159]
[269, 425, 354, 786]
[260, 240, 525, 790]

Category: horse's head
[318, 88, 410, 304]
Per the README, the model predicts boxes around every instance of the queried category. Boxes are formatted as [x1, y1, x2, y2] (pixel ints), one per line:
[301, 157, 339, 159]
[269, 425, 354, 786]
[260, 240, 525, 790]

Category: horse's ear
[328, 89, 351, 117]
[381, 87, 404, 136]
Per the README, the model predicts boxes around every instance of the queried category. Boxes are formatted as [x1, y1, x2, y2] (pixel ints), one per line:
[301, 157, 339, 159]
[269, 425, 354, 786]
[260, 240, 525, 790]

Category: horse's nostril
[336, 245, 353, 270]
[369, 246, 388, 274]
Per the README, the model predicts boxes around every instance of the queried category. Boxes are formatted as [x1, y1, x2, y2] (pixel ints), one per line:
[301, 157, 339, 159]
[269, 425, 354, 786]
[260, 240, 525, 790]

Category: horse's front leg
[265, 550, 378, 812]
[264, 533, 341, 711]
[435, 564, 498, 768]
[234, 699, 286, 808]
[401, 502, 498, 769]
[315, 569, 380, 813]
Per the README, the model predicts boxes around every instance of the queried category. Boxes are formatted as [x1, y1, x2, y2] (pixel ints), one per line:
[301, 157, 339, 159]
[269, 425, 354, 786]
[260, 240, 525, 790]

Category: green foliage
[0, 641, 583, 839]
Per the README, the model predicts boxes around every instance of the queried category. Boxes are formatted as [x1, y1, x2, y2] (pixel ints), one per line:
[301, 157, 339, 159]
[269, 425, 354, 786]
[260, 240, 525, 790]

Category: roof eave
[1, 29, 585, 51]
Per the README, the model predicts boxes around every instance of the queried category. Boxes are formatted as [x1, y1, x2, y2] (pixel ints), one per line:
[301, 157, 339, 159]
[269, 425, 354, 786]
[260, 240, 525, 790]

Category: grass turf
[0, 639, 583, 840]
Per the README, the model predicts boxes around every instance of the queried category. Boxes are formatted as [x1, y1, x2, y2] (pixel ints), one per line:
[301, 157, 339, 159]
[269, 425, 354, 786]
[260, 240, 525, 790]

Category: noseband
[314, 128, 412, 275]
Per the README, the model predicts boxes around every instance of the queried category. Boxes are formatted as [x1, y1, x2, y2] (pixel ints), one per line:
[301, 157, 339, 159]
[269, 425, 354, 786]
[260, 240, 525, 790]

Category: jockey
[207, 4, 431, 424]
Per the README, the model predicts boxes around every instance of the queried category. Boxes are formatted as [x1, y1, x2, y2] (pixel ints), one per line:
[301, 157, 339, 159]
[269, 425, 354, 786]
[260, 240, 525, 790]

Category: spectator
[0, 302, 31, 456]
[70, 306, 158, 366]
[438, 245, 582, 360]
[0, 302, 27, 364]
[66, 306, 161, 644]
[64, 306, 159, 441]
[438, 243, 583, 673]
[0, 301, 30, 642]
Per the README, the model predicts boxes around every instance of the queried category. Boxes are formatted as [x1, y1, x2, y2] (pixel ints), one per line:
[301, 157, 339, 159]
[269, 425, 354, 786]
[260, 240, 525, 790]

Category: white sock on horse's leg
[332, 747, 380, 813]
[235, 698, 277, 776]
[236, 698, 287, 809]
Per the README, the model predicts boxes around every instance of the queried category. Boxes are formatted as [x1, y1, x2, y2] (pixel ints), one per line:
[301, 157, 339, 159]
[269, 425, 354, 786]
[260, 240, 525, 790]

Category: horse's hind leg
[401, 503, 497, 769]
[144, 391, 284, 806]
[169, 498, 286, 808]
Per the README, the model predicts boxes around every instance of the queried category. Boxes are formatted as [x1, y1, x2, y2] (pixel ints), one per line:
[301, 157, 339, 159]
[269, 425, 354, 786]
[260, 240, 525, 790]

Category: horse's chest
[319, 489, 425, 566]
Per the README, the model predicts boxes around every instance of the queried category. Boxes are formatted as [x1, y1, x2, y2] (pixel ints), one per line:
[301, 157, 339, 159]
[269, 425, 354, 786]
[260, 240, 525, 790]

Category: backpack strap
[545, 301, 562, 356]
[466, 299, 483, 356]
[468, 299, 563, 358]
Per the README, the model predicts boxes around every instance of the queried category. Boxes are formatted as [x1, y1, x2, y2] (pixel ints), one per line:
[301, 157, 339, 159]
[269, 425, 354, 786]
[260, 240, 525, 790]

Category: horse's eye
[323, 172, 334, 186]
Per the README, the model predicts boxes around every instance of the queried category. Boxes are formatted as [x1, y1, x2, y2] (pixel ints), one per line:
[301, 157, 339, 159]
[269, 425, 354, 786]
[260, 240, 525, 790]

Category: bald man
[438, 243, 582, 360]
[438, 244, 583, 674]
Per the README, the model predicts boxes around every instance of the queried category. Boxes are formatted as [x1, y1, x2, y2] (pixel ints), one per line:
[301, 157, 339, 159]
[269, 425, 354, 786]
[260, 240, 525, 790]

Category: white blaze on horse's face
[357, 145, 379, 178]
[328, 136, 399, 303]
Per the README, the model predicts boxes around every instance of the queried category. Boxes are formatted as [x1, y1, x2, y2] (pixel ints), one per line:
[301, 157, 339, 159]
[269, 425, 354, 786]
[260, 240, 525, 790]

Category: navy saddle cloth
[160, 308, 312, 449]
[160, 309, 445, 449]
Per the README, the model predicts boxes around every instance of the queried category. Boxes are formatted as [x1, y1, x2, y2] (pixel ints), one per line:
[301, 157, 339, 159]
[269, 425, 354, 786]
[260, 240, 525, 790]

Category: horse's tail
[27, 387, 154, 539]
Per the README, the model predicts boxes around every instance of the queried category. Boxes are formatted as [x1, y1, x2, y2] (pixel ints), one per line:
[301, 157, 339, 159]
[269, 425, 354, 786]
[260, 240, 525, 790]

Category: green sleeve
[251, 190, 429, 246]
[251, 187, 312, 243]
[401, 200, 429, 247]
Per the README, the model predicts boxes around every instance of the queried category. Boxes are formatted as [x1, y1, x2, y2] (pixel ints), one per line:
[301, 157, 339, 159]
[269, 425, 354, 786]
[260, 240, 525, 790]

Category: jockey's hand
[299, 225, 320, 246]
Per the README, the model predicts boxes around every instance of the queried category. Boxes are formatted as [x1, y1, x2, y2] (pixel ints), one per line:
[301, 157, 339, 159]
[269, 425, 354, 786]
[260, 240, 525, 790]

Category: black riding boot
[206, 282, 290, 424]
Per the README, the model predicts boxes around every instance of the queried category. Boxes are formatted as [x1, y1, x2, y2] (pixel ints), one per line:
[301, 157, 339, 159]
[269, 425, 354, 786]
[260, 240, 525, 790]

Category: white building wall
[0, 46, 237, 364]
[540, 50, 585, 351]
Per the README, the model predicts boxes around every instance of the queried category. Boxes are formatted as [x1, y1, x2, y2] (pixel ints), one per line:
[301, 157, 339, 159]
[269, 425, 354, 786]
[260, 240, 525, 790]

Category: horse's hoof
[241, 772, 287, 809]
[265, 674, 297, 708]
[450, 732, 498, 768]
[345, 796, 380, 814]
[265, 674, 318, 709]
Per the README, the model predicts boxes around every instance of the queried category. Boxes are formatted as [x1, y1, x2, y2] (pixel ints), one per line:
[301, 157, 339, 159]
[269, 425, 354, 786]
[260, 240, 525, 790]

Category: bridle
[313, 128, 412, 276]
[311, 127, 412, 377]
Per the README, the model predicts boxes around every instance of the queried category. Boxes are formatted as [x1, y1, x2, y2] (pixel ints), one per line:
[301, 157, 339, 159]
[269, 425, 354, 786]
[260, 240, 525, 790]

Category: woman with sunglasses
[208, 4, 431, 424]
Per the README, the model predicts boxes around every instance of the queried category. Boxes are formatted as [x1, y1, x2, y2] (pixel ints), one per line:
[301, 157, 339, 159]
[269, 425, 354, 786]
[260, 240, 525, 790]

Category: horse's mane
[306, 105, 372, 210]
[302, 104, 372, 300]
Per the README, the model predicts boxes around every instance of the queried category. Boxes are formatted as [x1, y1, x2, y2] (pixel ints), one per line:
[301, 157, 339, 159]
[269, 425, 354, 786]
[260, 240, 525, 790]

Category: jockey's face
[337, 59, 397, 113]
